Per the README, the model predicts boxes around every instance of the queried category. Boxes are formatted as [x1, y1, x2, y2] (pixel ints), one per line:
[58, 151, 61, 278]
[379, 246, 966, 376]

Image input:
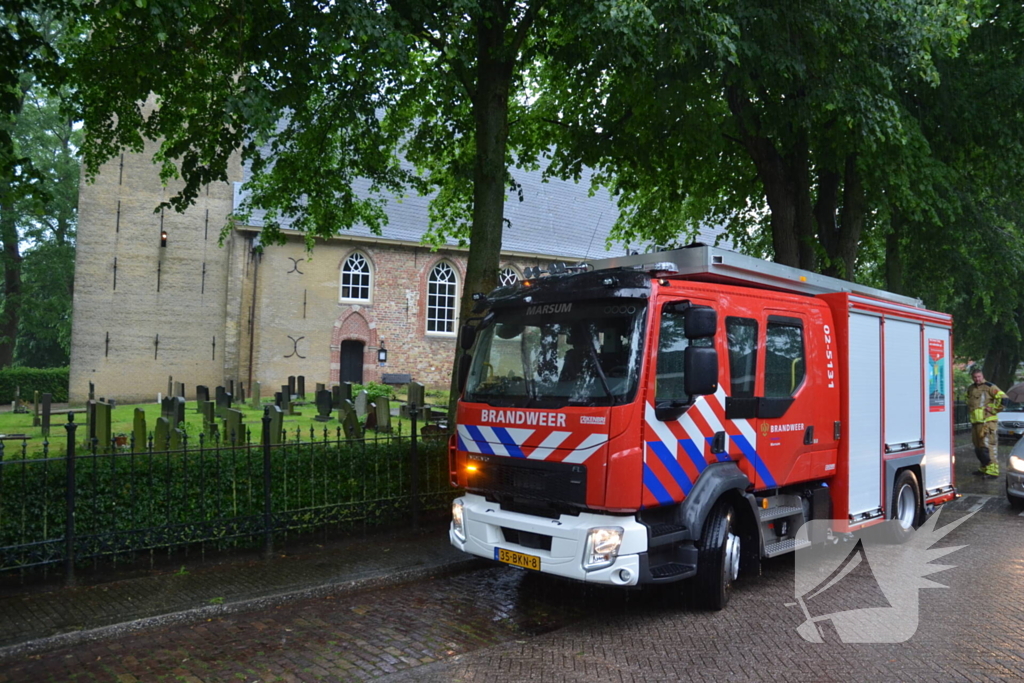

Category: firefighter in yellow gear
[966, 369, 1006, 477]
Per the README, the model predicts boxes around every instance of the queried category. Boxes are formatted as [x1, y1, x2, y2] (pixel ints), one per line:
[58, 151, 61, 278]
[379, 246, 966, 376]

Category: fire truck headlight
[1009, 455, 1024, 473]
[583, 527, 623, 571]
[452, 500, 466, 541]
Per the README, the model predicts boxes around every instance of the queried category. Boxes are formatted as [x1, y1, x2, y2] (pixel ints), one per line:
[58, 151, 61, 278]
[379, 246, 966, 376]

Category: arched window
[427, 261, 458, 334]
[499, 267, 519, 286]
[339, 252, 372, 303]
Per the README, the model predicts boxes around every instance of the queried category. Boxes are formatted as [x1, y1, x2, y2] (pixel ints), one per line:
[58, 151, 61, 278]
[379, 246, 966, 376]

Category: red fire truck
[448, 245, 955, 609]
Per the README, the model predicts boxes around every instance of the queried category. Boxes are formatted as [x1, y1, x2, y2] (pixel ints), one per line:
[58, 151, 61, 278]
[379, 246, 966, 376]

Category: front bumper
[449, 493, 648, 586]
[1007, 469, 1024, 500]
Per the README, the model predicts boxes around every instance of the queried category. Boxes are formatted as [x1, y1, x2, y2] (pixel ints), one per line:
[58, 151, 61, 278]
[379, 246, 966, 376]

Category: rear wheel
[693, 499, 740, 610]
[888, 469, 921, 543]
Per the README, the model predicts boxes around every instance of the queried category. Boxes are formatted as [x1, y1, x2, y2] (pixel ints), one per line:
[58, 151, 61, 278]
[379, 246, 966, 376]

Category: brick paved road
[2, 494, 1021, 682]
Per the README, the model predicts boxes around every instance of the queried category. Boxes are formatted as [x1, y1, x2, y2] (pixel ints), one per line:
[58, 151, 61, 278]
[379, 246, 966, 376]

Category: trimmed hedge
[0, 367, 69, 403]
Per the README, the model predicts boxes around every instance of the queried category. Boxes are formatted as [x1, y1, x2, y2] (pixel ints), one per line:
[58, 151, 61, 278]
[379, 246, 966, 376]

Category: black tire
[1008, 482, 1024, 510]
[693, 499, 740, 611]
[888, 469, 921, 543]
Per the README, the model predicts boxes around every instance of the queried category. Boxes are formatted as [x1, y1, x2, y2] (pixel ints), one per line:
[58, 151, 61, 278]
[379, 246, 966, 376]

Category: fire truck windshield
[464, 300, 646, 408]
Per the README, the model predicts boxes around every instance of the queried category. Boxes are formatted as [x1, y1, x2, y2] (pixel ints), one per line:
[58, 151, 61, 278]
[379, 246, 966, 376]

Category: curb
[0, 557, 486, 662]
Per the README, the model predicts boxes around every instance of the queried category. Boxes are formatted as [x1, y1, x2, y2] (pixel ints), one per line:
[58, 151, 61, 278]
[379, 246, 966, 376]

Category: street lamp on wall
[377, 339, 387, 364]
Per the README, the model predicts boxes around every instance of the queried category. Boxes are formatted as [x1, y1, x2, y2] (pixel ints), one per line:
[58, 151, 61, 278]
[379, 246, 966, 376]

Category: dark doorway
[340, 340, 365, 384]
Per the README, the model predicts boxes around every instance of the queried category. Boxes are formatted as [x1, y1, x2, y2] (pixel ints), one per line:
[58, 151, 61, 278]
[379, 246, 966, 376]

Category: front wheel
[1008, 482, 1024, 510]
[693, 500, 740, 610]
[888, 469, 921, 543]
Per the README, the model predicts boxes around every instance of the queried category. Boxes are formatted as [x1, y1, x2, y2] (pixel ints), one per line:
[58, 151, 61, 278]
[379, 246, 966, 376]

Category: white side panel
[848, 314, 882, 516]
[923, 328, 953, 491]
[884, 320, 923, 448]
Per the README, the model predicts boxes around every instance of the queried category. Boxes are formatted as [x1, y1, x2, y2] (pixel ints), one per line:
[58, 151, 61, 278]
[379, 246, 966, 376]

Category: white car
[997, 400, 1024, 441]
[1007, 437, 1024, 509]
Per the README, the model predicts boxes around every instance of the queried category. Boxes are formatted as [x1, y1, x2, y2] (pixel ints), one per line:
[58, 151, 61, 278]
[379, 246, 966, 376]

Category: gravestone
[297, 375, 306, 399]
[170, 426, 184, 451]
[228, 379, 235, 396]
[41, 393, 52, 439]
[200, 400, 217, 431]
[408, 381, 426, 408]
[266, 405, 284, 445]
[86, 399, 96, 439]
[287, 376, 296, 398]
[167, 376, 173, 399]
[215, 386, 232, 418]
[279, 385, 291, 411]
[331, 385, 343, 409]
[94, 402, 113, 452]
[237, 382, 245, 403]
[315, 382, 325, 396]
[399, 403, 410, 420]
[374, 397, 391, 433]
[314, 390, 333, 422]
[196, 385, 210, 409]
[365, 402, 378, 431]
[88, 381, 95, 401]
[250, 381, 261, 409]
[174, 381, 185, 398]
[162, 396, 186, 429]
[154, 416, 170, 450]
[339, 400, 362, 439]
[224, 409, 244, 444]
[132, 408, 146, 450]
[354, 390, 368, 417]
[32, 390, 40, 427]
[342, 382, 354, 403]
[274, 391, 284, 407]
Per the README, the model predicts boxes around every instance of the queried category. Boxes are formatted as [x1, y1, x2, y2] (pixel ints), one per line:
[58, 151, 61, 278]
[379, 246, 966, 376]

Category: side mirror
[457, 354, 473, 393]
[684, 346, 718, 396]
[684, 306, 717, 339]
[460, 324, 477, 351]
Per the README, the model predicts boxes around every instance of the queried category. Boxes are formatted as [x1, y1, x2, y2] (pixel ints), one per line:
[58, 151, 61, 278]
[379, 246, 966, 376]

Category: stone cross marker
[250, 381, 261, 409]
[133, 408, 146, 450]
[41, 393, 52, 439]
[375, 397, 391, 433]
[315, 390, 333, 422]
[354, 390, 368, 417]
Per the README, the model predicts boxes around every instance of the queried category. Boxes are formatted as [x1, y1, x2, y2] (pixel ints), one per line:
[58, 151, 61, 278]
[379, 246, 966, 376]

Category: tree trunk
[982, 340, 1020, 392]
[818, 154, 865, 279]
[0, 185, 22, 368]
[446, 4, 513, 423]
[885, 211, 904, 295]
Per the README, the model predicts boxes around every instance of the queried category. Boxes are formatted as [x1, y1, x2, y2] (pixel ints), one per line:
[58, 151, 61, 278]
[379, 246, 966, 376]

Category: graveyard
[0, 377, 451, 458]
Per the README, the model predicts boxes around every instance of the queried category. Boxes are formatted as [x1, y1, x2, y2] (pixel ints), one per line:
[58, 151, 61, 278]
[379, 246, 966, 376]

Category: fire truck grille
[467, 454, 588, 507]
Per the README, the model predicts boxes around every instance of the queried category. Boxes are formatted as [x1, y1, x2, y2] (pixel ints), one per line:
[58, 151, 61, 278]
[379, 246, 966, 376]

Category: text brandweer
[480, 410, 568, 427]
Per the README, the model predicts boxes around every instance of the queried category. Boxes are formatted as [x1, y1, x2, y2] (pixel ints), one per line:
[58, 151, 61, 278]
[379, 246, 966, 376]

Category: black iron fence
[954, 401, 970, 432]
[0, 408, 455, 584]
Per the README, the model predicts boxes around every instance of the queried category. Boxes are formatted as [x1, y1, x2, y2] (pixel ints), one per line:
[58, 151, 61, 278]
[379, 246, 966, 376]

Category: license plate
[495, 547, 541, 571]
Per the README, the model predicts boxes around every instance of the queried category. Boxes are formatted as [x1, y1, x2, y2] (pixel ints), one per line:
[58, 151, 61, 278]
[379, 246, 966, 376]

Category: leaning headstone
[354, 390, 368, 417]
[41, 393, 52, 439]
[375, 397, 391, 433]
[94, 402, 113, 452]
[365, 402, 378, 431]
[315, 390, 333, 422]
[154, 416, 170, 450]
[287, 376, 296, 398]
[250, 381, 261, 409]
[224, 408, 244, 444]
[196, 385, 210, 409]
[408, 381, 425, 408]
[340, 400, 362, 439]
[215, 386, 232, 418]
[132, 408, 146, 450]
[266, 405, 284, 445]
[297, 375, 306, 399]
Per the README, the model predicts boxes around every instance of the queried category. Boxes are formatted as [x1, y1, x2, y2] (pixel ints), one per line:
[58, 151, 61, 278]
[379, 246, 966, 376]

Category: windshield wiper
[584, 331, 615, 405]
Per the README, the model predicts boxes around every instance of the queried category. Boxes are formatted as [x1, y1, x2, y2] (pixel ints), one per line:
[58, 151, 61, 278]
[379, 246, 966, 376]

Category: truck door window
[656, 306, 711, 405]
[765, 319, 805, 397]
[726, 317, 758, 398]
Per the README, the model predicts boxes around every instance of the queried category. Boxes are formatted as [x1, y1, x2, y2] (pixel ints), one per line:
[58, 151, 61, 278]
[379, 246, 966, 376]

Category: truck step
[758, 505, 804, 522]
[648, 562, 696, 579]
[647, 523, 688, 548]
[764, 538, 812, 558]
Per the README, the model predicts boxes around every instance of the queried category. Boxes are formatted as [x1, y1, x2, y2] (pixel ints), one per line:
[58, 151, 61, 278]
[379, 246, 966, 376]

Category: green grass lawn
[0, 389, 451, 460]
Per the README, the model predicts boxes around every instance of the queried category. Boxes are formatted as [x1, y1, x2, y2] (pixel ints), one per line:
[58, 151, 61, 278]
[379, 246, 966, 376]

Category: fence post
[64, 413, 78, 586]
[261, 406, 273, 559]
[409, 402, 420, 530]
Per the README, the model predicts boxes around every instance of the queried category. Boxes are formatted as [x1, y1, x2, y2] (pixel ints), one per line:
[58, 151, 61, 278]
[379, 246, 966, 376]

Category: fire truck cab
[449, 246, 955, 609]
